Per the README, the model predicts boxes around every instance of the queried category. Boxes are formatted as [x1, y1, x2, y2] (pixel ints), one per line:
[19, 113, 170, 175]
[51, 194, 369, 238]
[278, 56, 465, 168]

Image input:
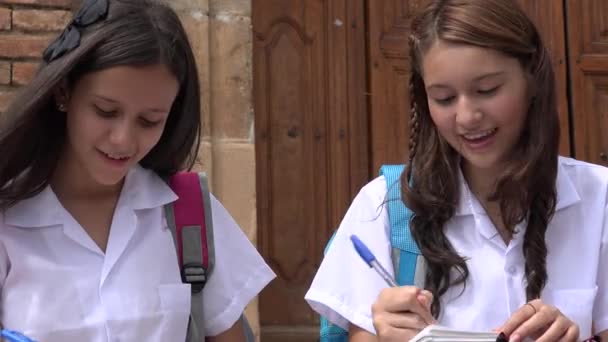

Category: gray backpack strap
[166, 172, 256, 341]
[165, 172, 215, 341]
[242, 315, 255, 341]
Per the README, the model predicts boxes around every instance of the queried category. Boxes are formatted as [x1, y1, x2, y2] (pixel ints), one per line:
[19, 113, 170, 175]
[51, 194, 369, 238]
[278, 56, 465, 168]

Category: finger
[376, 286, 434, 325]
[375, 325, 421, 342]
[499, 302, 538, 336]
[379, 286, 420, 312]
[510, 307, 560, 342]
[377, 286, 435, 326]
[535, 316, 571, 342]
[419, 290, 434, 304]
[557, 324, 580, 342]
[380, 311, 429, 330]
[415, 292, 437, 324]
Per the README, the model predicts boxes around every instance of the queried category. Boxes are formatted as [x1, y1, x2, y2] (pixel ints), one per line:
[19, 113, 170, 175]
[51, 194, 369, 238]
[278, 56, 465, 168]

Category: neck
[461, 161, 502, 201]
[51, 152, 123, 201]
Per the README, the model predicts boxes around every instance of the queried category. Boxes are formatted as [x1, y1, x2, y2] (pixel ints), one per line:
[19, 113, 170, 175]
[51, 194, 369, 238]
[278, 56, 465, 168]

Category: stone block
[0, 87, 16, 112]
[210, 0, 250, 16]
[0, 61, 9, 85]
[209, 14, 253, 140]
[0, 0, 71, 7]
[179, 10, 212, 139]
[13, 9, 72, 31]
[0, 7, 11, 31]
[212, 142, 257, 242]
[0, 33, 52, 58]
[12, 61, 38, 86]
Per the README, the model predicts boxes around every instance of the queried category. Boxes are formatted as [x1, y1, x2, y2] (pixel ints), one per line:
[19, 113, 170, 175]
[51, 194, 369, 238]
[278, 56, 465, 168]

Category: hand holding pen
[350, 234, 435, 340]
[349, 235, 513, 342]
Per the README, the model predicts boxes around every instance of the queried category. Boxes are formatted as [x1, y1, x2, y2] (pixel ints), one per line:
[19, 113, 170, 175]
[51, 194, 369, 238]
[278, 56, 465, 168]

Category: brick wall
[0, 0, 72, 112]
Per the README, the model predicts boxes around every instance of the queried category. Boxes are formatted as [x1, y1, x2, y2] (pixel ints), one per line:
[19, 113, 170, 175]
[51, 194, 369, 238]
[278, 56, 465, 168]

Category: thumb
[417, 290, 433, 308]
[417, 290, 436, 322]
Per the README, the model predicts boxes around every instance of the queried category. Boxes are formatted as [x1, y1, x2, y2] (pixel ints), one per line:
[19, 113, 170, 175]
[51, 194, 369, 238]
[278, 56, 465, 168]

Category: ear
[53, 78, 70, 111]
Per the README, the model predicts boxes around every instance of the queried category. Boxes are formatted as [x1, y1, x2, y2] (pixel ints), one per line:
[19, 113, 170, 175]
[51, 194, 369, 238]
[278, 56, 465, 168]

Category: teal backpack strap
[379, 165, 426, 288]
[318, 166, 426, 341]
[166, 172, 255, 341]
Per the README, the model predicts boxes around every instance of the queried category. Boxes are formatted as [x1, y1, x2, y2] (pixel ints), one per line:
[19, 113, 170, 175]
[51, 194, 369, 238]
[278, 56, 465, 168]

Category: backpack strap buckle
[182, 262, 207, 293]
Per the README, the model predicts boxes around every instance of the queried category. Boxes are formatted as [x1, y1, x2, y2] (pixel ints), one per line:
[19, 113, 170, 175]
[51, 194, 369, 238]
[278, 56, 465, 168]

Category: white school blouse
[306, 157, 608, 337]
[0, 165, 275, 342]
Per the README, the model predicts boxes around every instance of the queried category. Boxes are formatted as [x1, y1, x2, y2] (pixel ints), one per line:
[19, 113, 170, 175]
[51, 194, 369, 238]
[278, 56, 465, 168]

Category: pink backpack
[165, 172, 254, 341]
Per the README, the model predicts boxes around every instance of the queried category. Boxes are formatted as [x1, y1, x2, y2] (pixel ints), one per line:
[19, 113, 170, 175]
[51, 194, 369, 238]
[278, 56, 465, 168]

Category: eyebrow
[92, 94, 170, 114]
[426, 71, 506, 90]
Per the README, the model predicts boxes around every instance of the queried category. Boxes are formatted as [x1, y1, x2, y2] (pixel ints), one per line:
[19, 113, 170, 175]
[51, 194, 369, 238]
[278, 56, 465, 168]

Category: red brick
[0, 0, 72, 8]
[0, 88, 17, 113]
[0, 33, 53, 58]
[0, 7, 10, 31]
[12, 61, 38, 85]
[0, 61, 9, 85]
[13, 9, 72, 31]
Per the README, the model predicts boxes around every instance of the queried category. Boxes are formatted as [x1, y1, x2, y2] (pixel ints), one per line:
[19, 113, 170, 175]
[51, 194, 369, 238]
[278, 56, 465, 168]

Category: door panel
[566, 0, 608, 166]
[516, 0, 572, 156]
[253, 1, 368, 340]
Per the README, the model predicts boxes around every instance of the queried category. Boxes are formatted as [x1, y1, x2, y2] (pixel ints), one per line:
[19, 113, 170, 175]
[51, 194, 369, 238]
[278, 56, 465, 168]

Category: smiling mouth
[462, 128, 497, 142]
[99, 149, 132, 161]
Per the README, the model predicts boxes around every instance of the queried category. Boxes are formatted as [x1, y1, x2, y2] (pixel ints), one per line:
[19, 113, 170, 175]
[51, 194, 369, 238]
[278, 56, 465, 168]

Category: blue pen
[350, 234, 398, 287]
[1, 329, 37, 342]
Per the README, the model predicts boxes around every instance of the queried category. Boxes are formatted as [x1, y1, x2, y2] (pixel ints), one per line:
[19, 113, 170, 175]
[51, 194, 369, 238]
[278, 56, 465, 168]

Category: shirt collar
[3, 164, 178, 228]
[454, 157, 581, 217]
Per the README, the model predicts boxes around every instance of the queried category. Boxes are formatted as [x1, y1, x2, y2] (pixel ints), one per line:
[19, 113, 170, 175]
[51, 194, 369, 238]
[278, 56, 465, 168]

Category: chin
[462, 155, 504, 171]
[92, 171, 128, 187]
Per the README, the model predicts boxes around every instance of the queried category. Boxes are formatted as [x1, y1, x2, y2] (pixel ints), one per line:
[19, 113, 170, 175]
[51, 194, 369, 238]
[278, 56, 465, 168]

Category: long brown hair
[403, 0, 560, 316]
[0, 0, 201, 210]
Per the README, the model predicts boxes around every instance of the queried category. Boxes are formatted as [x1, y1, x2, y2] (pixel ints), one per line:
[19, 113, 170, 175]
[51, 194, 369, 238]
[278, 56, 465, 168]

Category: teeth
[104, 151, 130, 160]
[464, 128, 496, 140]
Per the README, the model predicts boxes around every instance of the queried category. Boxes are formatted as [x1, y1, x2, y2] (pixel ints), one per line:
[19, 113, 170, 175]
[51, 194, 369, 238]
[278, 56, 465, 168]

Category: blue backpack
[319, 165, 427, 341]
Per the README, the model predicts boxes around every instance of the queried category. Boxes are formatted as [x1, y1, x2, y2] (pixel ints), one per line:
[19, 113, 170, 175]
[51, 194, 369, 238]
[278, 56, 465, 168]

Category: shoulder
[558, 156, 608, 205]
[304, 176, 394, 334]
[559, 156, 608, 181]
[355, 175, 389, 207]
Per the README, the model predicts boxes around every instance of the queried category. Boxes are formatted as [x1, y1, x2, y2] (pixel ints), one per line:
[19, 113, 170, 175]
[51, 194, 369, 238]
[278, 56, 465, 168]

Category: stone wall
[175, 0, 260, 337]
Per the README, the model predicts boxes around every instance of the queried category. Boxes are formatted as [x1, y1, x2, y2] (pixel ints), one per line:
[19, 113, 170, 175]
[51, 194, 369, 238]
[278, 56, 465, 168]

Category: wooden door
[516, 0, 571, 157]
[368, 0, 573, 172]
[567, 0, 608, 166]
[253, 1, 368, 341]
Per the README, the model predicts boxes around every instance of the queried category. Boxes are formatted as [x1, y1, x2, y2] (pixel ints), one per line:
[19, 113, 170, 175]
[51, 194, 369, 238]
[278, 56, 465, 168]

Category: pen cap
[350, 235, 376, 266]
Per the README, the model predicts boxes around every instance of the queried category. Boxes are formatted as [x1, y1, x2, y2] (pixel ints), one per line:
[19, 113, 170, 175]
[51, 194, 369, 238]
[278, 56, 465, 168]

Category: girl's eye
[139, 117, 162, 128]
[478, 86, 500, 95]
[94, 105, 117, 117]
[433, 96, 455, 105]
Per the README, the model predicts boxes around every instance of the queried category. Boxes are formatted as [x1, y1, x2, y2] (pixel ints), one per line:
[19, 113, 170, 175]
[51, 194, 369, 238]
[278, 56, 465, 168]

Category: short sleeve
[304, 177, 393, 334]
[593, 204, 608, 334]
[0, 226, 9, 321]
[201, 194, 275, 336]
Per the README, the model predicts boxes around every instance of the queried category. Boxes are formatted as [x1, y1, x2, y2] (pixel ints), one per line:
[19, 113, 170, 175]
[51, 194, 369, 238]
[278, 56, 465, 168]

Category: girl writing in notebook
[306, 0, 607, 341]
[0, 0, 274, 341]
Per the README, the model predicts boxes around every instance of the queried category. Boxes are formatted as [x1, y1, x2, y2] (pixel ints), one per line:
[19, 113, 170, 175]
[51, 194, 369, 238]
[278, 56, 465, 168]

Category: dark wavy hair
[403, 0, 559, 316]
[0, 0, 201, 210]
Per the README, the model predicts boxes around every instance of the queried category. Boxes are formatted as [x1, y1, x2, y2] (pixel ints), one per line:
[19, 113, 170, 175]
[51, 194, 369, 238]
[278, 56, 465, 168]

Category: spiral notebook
[409, 325, 506, 342]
